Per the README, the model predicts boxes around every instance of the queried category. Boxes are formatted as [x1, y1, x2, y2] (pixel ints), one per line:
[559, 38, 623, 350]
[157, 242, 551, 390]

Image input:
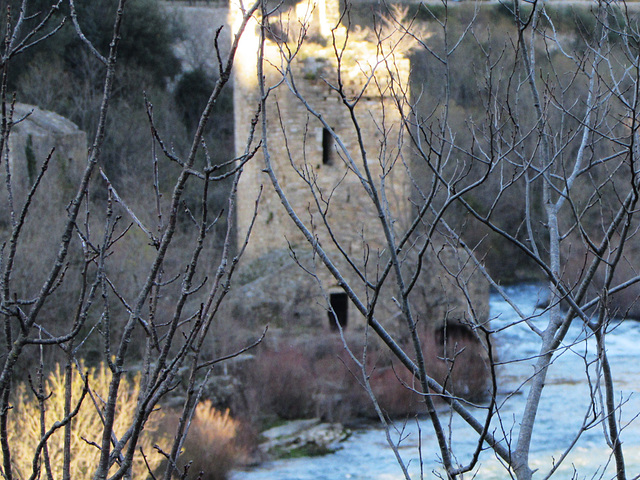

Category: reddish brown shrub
[237, 328, 489, 425]
[369, 365, 425, 418]
[248, 347, 318, 420]
[422, 325, 490, 401]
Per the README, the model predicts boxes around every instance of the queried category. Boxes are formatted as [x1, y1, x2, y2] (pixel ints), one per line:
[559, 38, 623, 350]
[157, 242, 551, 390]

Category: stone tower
[232, 0, 410, 256]
[228, 0, 487, 333]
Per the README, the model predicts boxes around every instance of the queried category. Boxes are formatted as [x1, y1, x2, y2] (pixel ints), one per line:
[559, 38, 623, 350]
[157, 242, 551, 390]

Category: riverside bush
[239, 330, 489, 423]
[168, 401, 250, 480]
[3, 362, 166, 479]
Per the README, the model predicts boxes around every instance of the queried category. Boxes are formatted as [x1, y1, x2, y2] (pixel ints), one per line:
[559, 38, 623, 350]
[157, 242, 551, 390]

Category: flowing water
[232, 284, 640, 479]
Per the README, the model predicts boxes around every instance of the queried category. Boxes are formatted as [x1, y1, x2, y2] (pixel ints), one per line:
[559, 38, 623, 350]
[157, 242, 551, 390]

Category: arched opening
[435, 322, 476, 358]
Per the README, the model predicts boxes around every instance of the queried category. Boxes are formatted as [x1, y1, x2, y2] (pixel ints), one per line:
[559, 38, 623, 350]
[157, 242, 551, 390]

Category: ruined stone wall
[2, 103, 86, 212]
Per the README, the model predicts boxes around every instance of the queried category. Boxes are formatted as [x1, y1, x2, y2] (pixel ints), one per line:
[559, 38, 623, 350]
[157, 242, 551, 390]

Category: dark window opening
[435, 322, 475, 345]
[322, 128, 334, 165]
[328, 292, 348, 330]
[435, 322, 476, 358]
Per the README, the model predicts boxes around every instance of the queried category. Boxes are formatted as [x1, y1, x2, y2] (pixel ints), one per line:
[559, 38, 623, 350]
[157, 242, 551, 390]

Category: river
[232, 283, 640, 479]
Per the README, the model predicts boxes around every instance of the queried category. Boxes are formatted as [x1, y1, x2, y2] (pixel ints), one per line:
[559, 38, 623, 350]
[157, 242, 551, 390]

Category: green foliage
[8, 0, 180, 86]
[495, 0, 516, 20]
[175, 68, 218, 133]
[172, 67, 235, 238]
[414, 2, 448, 22]
[11, 0, 187, 184]
[174, 67, 234, 145]
[13, 0, 195, 190]
[74, 0, 181, 82]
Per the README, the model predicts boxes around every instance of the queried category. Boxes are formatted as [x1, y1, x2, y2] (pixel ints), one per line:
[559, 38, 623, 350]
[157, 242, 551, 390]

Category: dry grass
[169, 400, 251, 480]
[3, 362, 167, 479]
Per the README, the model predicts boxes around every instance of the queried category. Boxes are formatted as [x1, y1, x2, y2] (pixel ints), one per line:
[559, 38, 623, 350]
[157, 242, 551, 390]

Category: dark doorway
[322, 128, 334, 165]
[435, 322, 475, 346]
[328, 292, 348, 330]
[435, 322, 476, 359]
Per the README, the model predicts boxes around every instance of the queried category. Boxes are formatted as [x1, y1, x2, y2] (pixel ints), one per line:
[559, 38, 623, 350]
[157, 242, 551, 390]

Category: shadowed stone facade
[2, 103, 86, 213]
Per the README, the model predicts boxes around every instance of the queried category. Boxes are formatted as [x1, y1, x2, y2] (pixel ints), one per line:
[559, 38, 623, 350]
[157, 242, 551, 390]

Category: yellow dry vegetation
[176, 400, 247, 480]
[3, 361, 167, 479]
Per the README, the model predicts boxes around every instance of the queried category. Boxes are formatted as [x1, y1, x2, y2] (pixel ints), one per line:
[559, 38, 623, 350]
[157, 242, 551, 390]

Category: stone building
[228, 0, 488, 339]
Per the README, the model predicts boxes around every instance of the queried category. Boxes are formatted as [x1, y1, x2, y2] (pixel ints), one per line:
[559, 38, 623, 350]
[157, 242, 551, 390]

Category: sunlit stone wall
[230, 0, 488, 334]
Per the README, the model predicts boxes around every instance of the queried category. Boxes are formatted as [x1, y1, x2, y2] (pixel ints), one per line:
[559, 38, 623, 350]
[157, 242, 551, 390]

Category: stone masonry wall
[229, 0, 489, 335]
[232, 0, 411, 261]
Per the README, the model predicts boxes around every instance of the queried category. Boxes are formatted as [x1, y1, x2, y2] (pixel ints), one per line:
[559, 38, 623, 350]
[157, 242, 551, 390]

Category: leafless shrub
[246, 346, 318, 420]
[0, 1, 263, 480]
